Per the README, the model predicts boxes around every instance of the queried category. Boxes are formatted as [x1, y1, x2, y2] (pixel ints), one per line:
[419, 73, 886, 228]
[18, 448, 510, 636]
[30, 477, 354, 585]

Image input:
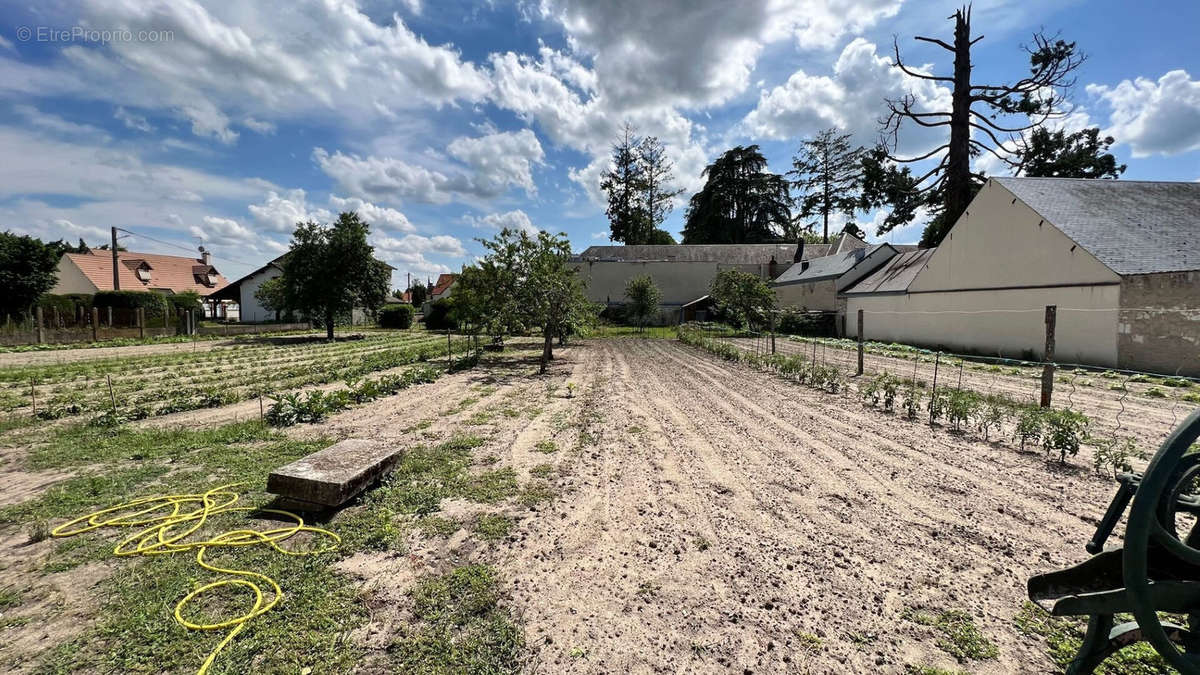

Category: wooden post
[769, 312, 776, 354]
[930, 351, 941, 426]
[856, 309, 864, 376]
[137, 307, 145, 339]
[107, 306, 113, 327]
[446, 328, 452, 368]
[91, 307, 99, 342]
[107, 374, 118, 416]
[35, 306, 44, 344]
[29, 378, 36, 418]
[1041, 305, 1056, 408]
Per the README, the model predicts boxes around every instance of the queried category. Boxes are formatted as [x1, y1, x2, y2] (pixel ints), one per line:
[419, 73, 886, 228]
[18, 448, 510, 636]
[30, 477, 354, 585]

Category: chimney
[768, 255, 778, 279]
[793, 240, 805, 264]
[199, 246, 211, 266]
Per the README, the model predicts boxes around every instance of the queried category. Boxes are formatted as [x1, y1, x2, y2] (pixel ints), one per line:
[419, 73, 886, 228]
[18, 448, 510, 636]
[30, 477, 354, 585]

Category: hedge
[423, 297, 456, 330]
[379, 303, 415, 329]
[37, 293, 93, 315]
[92, 290, 170, 319]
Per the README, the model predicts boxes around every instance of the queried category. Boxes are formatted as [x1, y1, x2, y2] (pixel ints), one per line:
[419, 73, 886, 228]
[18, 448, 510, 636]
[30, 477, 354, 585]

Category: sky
[0, 0, 1198, 288]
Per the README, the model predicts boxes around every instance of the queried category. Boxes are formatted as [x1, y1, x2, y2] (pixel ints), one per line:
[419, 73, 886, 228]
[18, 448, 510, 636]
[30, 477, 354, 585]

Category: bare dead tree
[878, 4, 1084, 245]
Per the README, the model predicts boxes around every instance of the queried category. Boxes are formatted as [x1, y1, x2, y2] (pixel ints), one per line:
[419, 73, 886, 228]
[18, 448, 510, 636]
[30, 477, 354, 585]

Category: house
[430, 273, 458, 302]
[52, 248, 231, 317]
[844, 177, 1200, 375]
[570, 238, 863, 321]
[772, 241, 903, 317]
[207, 254, 286, 323]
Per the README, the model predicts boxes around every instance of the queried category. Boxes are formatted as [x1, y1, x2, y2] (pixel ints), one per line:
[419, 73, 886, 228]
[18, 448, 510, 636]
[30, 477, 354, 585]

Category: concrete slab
[267, 438, 400, 508]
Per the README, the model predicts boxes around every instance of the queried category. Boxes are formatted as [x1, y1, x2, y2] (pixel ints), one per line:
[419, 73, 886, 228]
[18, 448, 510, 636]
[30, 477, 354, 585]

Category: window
[207, 273, 218, 286]
[136, 267, 151, 282]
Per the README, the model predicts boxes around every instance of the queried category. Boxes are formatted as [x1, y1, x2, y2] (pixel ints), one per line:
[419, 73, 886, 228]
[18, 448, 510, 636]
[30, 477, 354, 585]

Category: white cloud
[191, 216, 258, 246]
[247, 189, 333, 232]
[242, 117, 276, 135]
[13, 104, 110, 141]
[538, 0, 902, 108]
[0, 0, 491, 145]
[329, 195, 416, 233]
[114, 106, 154, 133]
[314, 128, 546, 205]
[370, 232, 467, 281]
[1087, 70, 1200, 157]
[741, 38, 951, 154]
[466, 209, 538, 235]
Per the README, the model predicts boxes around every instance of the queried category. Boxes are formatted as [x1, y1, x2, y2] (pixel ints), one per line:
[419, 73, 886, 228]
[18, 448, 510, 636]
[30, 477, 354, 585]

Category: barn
[844, 177, 1200, 375]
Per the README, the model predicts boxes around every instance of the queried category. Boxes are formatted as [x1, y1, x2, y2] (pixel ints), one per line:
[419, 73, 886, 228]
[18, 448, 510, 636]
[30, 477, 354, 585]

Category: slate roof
[772, 244, 894, 285]
[842, 248, 937, 295]
[576, 243, 830, 264]
[994, 177, 1200, 275]
[63, 251, 229, 295]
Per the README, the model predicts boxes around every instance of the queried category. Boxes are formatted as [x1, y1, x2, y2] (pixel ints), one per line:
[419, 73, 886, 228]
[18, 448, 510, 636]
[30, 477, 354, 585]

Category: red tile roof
[63, 250, 230, 295]
[431, 273, 457, 296]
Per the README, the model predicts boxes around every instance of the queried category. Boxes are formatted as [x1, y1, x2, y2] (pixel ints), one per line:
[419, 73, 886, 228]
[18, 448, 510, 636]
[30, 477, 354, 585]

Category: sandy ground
[319, 338, 1144, 673]
[4, 337, 1177, 673]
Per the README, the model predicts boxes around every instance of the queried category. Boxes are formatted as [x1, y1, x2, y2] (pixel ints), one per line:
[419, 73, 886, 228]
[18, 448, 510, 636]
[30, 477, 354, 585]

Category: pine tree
[638, 135, 683, 244]
[682, 146, 791, 244]
[790, 128, 865, 244]
[600, 123, 649, 244]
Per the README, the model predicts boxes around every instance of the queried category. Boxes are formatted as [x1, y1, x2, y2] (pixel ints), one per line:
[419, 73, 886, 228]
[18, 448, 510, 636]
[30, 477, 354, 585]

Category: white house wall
[570, 260, 775, 307]
[49, 256, 100, 295]
[846, 285, 1120, 366]
[237, 267, 282, 323]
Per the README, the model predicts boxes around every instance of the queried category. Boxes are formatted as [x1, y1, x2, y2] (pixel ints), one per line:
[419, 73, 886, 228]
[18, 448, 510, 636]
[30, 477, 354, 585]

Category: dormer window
[136, 267, 151, 282]
[206, 272, 218, 286]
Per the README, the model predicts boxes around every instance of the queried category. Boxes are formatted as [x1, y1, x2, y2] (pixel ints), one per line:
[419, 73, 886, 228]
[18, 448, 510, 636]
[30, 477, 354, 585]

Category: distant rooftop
[842, 248, 937, 295]
[994, 177, 1200, 276]
[773, 244, 894, 285]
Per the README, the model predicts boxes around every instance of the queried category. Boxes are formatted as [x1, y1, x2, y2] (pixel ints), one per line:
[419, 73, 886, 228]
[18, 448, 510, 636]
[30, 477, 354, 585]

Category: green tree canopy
[682, 145, 791, 244]
[282, 212, 390, 340]
[0, 231, 60, 318]
[1019, 127, 1126, 179]
[600, 123, 650, 244]
[709, 269, 775, 331]
[790, 128, 865, 244]
[623, 275, 662, 332]
[254, 276, 287, 320]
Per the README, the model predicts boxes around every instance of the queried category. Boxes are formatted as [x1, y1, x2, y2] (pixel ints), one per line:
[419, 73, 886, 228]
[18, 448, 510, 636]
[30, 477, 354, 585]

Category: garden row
[13, 333, 472, 425]
[679, 327, 1140, 473]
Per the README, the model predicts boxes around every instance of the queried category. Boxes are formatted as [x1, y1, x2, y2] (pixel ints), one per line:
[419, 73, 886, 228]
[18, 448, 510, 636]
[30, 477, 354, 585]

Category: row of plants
[681, 327, 1100, 465]
[266, 353, 480, 426]
[30, 335, 471, 425]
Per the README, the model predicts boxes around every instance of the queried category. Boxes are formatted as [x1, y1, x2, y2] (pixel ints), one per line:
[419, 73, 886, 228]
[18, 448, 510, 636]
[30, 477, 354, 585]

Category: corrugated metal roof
[772, 244, 892, 285]
[63, 251, 229, 295]
[842, 248, 936, 295]
[994, 177, 1200, 275]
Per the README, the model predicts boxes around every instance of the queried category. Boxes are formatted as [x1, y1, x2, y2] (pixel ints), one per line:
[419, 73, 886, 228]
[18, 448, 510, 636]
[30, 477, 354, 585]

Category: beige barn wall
[846, 285, 1120, 366]
[910, 181, 1119, 293]
[50, 257, 99, 295]
[1118, 271, 1200, 376]
[570, 260, 773, 307]
[774, 279, 838, 311]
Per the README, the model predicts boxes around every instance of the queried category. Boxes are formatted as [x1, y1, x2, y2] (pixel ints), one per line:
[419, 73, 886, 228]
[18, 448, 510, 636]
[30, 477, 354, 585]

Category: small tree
[1019, 127, 1126, 179]
[254, 276, 287, 320]
[709, 269, 775, 330]
[624, 275, 662, 332]
[282, 212, 390, 340]
[0, 231, 60, 318]
[408, 283, 428, 307]
[600, 122, 650, 244]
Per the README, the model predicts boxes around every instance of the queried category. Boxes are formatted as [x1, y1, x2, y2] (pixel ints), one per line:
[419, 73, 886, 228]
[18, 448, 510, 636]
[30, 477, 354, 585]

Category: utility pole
[111, 226, 120, 290]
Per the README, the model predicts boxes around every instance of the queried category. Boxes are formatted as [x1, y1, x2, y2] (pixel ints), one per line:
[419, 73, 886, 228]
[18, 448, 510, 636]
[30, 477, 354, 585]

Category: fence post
[137, 307, 145, 339]
[770, 312, 776, 354]
[1041, 305, 1056, 408]
[930, 350, 941, 426]
[91, 307, 99, 342]
[446, 328, 452, 368]
[35, 306, 44, 344]
[856, 309, 864, 376]
[107, 306, 113, 327]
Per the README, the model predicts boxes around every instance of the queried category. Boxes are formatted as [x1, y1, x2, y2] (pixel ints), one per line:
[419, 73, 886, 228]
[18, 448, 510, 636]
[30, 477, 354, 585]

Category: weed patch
[903, 608, 997, 662]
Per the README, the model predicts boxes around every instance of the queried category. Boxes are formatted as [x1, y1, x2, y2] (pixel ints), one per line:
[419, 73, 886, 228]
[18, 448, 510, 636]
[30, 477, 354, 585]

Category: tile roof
[842, 248, 937, 295]
[994, 177, 1200, 275]
[63, 250, 229, 295]
[431, 273, 458, 296]
[772, 244, 893, 285]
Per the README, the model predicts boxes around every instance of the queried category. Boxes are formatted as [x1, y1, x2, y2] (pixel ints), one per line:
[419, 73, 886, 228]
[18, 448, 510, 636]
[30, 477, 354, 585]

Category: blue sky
[0, 0, 1197, 288]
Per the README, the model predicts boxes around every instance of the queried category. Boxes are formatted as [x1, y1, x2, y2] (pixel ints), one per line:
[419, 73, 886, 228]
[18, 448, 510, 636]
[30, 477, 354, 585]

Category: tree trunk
[943, 10, 975, 240]
[325, 310, 335, 341]
[541, 332, 553, 374]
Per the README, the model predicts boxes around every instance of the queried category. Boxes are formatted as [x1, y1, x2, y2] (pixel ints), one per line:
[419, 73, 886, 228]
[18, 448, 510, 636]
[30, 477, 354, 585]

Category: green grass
[389, 565, 523, 674]
[533, 440, 557, 454]
[903, 608, 998, 662]
[530, 463, 554, 479]
[0, 586, 22, 610]
[517, 481, 555, 508]
[418, 516, 461, 537]
[1014, 601, 1171, 673]
[905, 666, 967, 675]
[473, 514, 512, 541]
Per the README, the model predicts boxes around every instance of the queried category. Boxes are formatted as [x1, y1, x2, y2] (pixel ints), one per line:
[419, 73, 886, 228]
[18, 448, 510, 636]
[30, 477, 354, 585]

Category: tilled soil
[327, 338, 1136, 673]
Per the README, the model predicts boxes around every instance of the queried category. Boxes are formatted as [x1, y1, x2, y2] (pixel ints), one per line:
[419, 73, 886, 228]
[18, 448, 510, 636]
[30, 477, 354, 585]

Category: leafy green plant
[1093, 436, 1144, 478]
[944, 389, 979, 432]
[974, 395, 1011, 441]
[1043, 409, 1089, 462]
[1016, 406, 1045, 451]
[903, 385, 924, 420]
[927, 390, 948, 425]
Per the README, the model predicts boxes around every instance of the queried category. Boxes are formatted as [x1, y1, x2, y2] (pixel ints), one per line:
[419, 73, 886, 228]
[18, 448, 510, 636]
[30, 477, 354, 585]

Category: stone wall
[1118, 271, 1200, 376]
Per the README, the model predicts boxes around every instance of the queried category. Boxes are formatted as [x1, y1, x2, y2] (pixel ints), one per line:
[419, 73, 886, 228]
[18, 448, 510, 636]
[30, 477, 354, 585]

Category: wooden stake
[929, 351, 941, 426]
[1041, 304, 1056, 408]
[30, 378, 36, 418]
[856, 309, 864, 376]
[107, 374, 118, 416]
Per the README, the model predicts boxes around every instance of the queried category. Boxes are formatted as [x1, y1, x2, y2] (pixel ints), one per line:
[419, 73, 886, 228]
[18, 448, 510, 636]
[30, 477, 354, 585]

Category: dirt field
[0, 335, 1183, 673]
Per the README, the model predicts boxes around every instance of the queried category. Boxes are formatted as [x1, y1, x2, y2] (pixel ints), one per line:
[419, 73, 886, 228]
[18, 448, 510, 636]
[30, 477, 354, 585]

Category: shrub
[975, 395, 1011, 441]
[927, 390, 948, 425]
[423, 297, 456, 330]
[167, 290, 203, 316]
[379, 303, 415, 329]
[37, 293, 93, 316]
[944, 389, 979, 432]
[92, 290, 169, 320]
[1016, 407, 1045, 450]
[902, 385, 924, 420]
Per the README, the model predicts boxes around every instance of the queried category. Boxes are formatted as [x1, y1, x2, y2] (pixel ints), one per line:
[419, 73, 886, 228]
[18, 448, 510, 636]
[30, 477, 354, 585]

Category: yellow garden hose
[51, 483, 340, 675]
